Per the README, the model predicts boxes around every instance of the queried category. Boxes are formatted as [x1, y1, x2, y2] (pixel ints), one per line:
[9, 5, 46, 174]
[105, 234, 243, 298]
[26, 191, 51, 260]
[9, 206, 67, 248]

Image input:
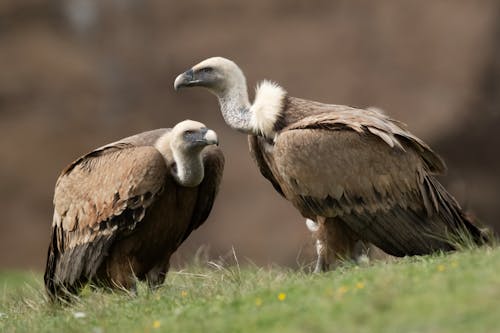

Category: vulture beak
[203, 129, 219, 146]
[174, 69, 199, 90]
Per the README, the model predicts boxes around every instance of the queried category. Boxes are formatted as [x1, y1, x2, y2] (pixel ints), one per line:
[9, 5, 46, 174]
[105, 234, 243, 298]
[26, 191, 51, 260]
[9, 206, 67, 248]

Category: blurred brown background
[1, 0, 499, 271]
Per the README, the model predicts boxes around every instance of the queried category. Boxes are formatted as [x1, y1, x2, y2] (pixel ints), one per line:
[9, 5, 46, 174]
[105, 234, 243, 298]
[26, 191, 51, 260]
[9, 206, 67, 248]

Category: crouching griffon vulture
[44, 120, 224, 300]
[174, 57, 486, 272]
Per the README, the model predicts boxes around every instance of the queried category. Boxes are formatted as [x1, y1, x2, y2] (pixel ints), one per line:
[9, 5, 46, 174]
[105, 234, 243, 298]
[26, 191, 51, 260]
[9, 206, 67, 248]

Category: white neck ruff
[249, 80, 286, 138]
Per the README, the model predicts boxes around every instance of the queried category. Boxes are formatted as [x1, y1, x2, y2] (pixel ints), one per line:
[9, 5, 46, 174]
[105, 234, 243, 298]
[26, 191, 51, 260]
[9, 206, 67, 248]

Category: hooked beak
[174, 69, 200, 91]
[203, 129, 219, 146]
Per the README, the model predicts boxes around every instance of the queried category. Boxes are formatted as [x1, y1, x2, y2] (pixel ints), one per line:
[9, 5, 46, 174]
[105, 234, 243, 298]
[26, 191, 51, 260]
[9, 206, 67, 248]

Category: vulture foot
[146, 263, 169, 290]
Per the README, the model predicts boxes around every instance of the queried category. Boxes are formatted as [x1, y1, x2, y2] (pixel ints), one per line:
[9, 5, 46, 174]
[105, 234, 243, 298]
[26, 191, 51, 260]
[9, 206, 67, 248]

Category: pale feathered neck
[217, 80, 287, 138]
[154, 133, 205, 187]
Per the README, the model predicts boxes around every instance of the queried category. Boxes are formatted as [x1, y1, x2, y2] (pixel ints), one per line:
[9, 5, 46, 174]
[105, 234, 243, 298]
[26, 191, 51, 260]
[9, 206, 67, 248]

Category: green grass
[1, 247, 500, 333]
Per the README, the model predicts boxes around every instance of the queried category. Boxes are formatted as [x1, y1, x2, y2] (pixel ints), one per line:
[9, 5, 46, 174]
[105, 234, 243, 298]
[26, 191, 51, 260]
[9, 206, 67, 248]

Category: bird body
[174, 57, 485, 271]
[44, 120, 223, 300]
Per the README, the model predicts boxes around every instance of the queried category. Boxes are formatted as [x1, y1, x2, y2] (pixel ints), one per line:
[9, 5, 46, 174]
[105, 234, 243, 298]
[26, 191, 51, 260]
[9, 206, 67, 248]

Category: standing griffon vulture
[44, 120, 224, 301]
[174, 57, 486, 272]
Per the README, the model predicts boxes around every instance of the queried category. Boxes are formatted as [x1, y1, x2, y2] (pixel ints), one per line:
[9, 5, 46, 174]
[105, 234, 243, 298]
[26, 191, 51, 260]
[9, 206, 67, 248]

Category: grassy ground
[1, 247, 499, 333]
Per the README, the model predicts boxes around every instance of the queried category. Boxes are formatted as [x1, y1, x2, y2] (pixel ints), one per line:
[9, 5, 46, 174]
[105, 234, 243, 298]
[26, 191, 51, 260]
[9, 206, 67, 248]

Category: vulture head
[174, 57, 247, 98]
[170, 119, 219, 152]
[156, 120, 218, 187]
[174, 57, 286, 136]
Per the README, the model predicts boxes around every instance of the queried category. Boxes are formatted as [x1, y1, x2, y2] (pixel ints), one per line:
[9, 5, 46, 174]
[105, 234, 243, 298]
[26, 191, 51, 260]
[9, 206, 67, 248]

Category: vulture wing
[249, 135, 285, 196]
[271, 110, 482, 256]
[45, 143, 168, 297]
[178, 146, 225, 245]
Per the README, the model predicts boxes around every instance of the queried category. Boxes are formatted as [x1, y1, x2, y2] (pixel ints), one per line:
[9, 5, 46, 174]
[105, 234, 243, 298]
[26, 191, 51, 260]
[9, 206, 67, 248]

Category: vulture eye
[199, 67, 214, 73]
[184, 130, 196, 135]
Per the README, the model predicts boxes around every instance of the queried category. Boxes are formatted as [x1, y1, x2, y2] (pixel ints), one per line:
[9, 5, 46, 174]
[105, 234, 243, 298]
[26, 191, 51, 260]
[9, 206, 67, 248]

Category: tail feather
[342, 176, 488, 257]
[44, 229, 63, 302]
[427, 176, 488, 246]
[44, 229, 85, 303]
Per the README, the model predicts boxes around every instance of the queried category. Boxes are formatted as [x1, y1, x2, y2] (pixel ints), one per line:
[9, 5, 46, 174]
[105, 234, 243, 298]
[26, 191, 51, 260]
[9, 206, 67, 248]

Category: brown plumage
[44, 120, 224, 300]
[174, 57, 486, 271]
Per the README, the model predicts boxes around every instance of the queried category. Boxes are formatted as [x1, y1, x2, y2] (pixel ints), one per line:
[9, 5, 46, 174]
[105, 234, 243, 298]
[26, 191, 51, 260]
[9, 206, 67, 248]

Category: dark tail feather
[342, 205, 456, 257]
[44, 229, 81, 303]
[44, 229, 61, 302]
[427, 176, 489, 247]
[341, 176, 489, 257]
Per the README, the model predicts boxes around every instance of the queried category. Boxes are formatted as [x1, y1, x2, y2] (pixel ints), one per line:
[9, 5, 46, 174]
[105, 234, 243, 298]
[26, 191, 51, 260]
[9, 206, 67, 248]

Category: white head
[169, 119, 218, 153]
[174, 57, 286, 138]
[156, 120, 218, 187]
[174, 57, 247, 98]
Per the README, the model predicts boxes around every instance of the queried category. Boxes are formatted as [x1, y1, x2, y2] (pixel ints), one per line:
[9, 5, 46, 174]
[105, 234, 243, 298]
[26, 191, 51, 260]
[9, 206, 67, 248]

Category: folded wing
[269, 110, 482, 256]
[44, 144, 167, 297]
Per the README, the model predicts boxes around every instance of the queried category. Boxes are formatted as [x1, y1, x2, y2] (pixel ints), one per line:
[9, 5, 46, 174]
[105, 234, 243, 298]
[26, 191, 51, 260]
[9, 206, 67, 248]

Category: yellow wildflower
[437, 265, 445, 272]
[355, 282, 365, 289]
[337, 286, 349, 294]
[181, 290, 188, 297]
[255, 297, 263, 307]
[152, 320, 161, 329]
[278, 293, 286, 301]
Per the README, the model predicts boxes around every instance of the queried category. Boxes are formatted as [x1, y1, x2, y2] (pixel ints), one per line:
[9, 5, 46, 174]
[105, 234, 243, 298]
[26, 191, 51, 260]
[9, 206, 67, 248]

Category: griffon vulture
[174, 57, 486, 271]
[44, 120, 224, 300]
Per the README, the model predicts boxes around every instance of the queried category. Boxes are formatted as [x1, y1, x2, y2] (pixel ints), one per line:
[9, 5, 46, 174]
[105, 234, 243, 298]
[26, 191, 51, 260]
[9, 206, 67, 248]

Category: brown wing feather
[44, 145, 167, 299]
[270, 111, 483, 256]
[283, 102, 446, 174]
[248, 135, 285, 196]
[60, 128, 170, 177]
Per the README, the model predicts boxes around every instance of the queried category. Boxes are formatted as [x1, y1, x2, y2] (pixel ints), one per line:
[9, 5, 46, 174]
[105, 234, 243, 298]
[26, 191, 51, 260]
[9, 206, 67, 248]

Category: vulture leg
[313, 217, 361, 272]
[146, 261, 170, 290]
[305, 219, 327, 273]
[313, 239, 328, 273]
[94, 254, 139, 293]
